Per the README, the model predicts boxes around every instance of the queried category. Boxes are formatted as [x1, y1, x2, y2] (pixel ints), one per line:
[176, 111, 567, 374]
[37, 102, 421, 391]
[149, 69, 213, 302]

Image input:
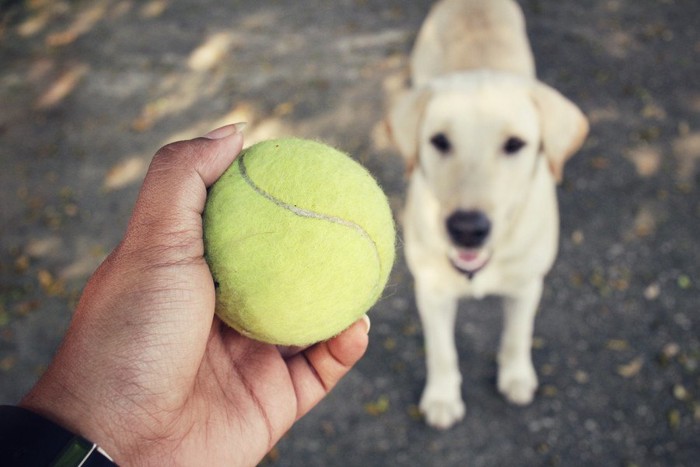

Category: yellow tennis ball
[203, 138, 395, 346]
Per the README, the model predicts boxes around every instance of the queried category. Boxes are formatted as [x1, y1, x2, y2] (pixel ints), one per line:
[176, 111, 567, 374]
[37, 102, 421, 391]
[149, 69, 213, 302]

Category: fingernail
[361, 314, 371, 334]
[204, 122, 247, 139]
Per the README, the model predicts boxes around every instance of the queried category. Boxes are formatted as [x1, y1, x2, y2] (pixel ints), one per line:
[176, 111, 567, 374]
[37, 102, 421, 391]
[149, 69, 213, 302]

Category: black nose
[446, 210, 491, 248]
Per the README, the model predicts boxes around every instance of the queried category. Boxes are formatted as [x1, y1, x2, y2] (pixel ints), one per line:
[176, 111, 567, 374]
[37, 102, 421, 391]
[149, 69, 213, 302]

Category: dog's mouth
[448, 247, 491, 277]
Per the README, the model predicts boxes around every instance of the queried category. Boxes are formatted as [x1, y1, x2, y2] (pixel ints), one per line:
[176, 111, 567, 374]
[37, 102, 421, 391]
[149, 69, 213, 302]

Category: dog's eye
[430, 133, 452, 154]
[503, 137, 526, 155]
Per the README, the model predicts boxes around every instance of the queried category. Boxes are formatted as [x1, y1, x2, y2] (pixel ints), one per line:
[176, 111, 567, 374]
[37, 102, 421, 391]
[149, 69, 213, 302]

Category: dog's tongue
[458, 250, 480, 262]
[451, 248, 489, 273]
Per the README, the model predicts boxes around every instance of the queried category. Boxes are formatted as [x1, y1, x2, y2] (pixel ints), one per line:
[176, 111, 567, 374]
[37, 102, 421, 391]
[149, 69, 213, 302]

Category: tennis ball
[203, 138, 395, 346]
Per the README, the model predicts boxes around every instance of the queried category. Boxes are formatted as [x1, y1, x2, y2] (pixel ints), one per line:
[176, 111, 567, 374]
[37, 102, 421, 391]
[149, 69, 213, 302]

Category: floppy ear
[531, 82, 589, 182]
[386, 87, 430, 174]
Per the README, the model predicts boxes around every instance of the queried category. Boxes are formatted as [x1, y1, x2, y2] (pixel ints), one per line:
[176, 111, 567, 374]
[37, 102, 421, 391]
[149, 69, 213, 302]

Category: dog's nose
[446, 210, 491, 248]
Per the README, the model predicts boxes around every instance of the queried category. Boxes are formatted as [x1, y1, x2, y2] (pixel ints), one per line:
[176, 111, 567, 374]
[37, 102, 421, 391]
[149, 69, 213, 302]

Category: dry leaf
[667, 409, 681, 430]
[103, 157, 146, 191]
[606, 339, 630, 351]
[364, 395, 390, 416]
[617, 357, 644, 378]
[37, 269, 65, 296]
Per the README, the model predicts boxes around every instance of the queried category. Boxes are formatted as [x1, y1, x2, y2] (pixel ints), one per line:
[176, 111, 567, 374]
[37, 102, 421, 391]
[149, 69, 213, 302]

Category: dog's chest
[454, 268, 494, 299]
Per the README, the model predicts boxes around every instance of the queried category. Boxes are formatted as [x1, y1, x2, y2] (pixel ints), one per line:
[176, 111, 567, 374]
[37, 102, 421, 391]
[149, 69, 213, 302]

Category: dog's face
[389, 72, 589, 275]
[419, 80, 542, 273]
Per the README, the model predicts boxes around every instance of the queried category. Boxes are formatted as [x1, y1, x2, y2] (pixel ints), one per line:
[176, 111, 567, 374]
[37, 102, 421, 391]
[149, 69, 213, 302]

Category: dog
[388, 0, 589, 429]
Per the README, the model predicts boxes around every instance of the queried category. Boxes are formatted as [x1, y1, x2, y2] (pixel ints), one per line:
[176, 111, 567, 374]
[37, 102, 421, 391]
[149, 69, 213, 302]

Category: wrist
[21, 375, 177, 467]
[19, 362, 130, 465]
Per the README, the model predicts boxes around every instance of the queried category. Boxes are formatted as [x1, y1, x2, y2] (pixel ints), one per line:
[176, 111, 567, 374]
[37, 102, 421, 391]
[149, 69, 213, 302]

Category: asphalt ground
[1, 1, 699, 465]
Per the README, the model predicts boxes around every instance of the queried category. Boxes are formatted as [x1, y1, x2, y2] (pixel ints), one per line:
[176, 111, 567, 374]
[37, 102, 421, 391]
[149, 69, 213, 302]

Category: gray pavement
[1, 0, 699, 465]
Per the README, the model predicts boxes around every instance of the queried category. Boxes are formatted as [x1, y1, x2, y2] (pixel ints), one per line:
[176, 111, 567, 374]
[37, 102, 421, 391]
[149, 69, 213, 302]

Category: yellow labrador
[388, 0, 589, 429]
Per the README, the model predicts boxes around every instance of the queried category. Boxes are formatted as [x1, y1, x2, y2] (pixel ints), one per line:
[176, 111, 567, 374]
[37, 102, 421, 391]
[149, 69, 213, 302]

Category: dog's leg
[497, 279, 542, 405]
[416, 282, 465, 429]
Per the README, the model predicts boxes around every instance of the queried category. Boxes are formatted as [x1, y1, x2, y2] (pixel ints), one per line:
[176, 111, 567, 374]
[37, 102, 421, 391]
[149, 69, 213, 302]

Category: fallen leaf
[667, 409, 681, 430]
[661, 342, 680, 360]
[103, 157, 147, 191]
[364, 395, 390, 416]
[571, 230, 584, 245]
[617, 357, 644, 378]
[407, 404, 422, 421]
[677, 275, 692, 289]
[15, 300, 40, 316]
[644, 282, 660, 300]
[574, 370, 590, 384]
[672, 384, 690, 402]
[34, 63, 89, 109]
[37, 269, 65, 296]
[606, 339, 630, 351]
[14, 255, 30, 273]
[0, 356, 16, 371]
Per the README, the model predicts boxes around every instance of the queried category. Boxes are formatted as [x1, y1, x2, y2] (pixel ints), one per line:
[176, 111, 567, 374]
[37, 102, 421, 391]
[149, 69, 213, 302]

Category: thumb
[122, 125, 244, 254]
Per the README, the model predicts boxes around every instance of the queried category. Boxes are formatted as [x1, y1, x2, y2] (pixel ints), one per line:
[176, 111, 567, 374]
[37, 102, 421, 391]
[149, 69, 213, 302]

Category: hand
[20, 124, 370, 466]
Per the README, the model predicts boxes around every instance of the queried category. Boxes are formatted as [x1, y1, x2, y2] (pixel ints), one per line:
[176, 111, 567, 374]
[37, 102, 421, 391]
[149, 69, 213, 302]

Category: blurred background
[1, 0, 698, 465]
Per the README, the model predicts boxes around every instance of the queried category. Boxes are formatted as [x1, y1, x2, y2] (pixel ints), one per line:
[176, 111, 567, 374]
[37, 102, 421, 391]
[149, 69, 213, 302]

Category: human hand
[20, 124, 370, 466]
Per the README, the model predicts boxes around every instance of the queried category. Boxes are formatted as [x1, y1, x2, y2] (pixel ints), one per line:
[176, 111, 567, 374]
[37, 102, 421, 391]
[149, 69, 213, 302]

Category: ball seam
[237, 152, 384, 300]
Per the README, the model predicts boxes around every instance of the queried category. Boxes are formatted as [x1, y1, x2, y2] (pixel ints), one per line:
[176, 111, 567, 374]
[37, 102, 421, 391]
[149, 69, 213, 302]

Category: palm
[169, 321, 297, 466]
[79, 241, 298, 466]
[104, 265, 298, 465]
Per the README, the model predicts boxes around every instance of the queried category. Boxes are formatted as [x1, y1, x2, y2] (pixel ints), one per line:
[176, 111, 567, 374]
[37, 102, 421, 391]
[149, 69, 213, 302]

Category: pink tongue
[459, 250, 479, 262]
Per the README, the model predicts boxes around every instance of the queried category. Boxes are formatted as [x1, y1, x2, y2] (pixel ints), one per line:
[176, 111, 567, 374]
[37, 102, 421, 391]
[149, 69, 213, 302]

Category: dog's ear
[387, 87, 431, 174]
[531, 82, 589, 183]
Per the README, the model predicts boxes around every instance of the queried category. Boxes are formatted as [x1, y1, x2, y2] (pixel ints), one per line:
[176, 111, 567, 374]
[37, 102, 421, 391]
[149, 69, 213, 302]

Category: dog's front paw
[419, 387, 466, 429]
[497, 360, 538, 406]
